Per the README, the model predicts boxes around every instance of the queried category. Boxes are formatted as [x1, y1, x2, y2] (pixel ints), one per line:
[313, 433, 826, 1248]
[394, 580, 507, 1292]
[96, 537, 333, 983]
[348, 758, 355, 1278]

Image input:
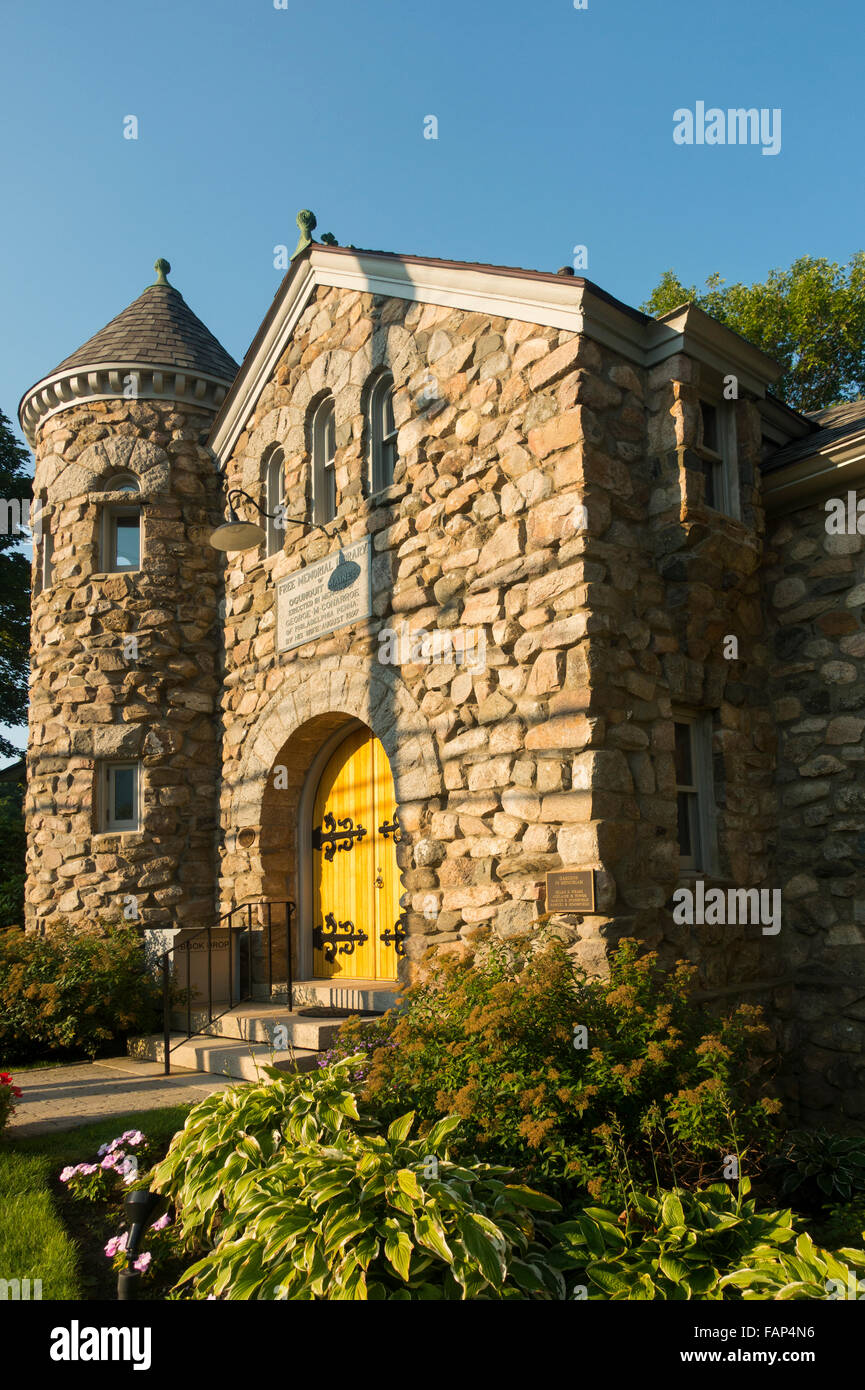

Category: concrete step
[291, 978, 401, 1013]
[132, 1032, 321, 1082]
[132, 979, 398, 1082]
[174, 1005, 351, 1052]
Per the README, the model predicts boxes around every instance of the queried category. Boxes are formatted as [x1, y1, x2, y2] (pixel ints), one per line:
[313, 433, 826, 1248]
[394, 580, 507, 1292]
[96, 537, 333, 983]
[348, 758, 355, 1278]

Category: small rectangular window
[42, 524, 54, 591]
[103, 507, 141, 572]
[100, 762, 139, 831]
[698, 400, 739, 518]
[673, 714, 716, 873]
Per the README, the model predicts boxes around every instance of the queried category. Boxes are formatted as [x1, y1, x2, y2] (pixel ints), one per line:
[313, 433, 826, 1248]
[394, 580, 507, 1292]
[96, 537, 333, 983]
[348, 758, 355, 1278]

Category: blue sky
[1, 0, 863, 756]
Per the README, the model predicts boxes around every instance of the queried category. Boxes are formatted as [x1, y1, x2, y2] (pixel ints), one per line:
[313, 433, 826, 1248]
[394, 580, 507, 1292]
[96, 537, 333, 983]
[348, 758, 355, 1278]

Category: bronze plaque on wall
[546, 869, 595, 913]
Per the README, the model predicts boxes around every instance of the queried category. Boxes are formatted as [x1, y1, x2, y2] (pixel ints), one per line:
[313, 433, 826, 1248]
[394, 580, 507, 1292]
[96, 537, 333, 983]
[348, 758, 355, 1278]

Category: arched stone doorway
[222, 658, 443, 990]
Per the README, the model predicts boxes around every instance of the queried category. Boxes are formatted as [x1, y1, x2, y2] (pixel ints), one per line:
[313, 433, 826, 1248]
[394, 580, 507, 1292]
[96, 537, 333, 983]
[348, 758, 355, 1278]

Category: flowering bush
[0, 921, 162, 1061]
[104, 1212, 175, 1281]
[0, 1070, 22, 1134]
[325, 937, 783, 1201]
[59, 1129, 152, 1202]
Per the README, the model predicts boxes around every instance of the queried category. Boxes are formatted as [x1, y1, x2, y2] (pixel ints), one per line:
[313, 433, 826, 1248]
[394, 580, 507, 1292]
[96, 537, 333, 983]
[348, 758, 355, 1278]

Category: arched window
[106, 474, 139, 494]
[368, 372, 397, 493]
[101, 474, 140, 572]
[311, 397, 337, 526]
[264, 447, 285, 556]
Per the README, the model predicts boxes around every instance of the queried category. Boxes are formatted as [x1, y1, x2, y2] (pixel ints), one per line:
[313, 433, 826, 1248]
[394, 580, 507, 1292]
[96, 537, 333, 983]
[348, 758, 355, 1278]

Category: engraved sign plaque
[277, 536, 372, 653]
[545, 869, 596, 913]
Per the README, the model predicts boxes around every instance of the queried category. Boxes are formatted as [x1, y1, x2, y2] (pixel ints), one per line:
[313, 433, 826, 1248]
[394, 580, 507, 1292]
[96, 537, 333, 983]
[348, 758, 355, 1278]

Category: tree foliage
[642, 254, 865, 413]
[0, 407, 31, 759]
[0, 779, 25, 929]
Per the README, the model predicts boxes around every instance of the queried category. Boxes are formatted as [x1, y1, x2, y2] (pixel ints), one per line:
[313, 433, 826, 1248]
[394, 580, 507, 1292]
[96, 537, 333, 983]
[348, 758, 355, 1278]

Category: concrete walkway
[7, 1056, 236, 1138]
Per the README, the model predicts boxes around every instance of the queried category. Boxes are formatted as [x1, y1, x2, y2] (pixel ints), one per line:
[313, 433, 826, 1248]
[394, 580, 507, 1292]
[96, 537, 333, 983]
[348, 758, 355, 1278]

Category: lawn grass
[0, 1104, 192, 1300]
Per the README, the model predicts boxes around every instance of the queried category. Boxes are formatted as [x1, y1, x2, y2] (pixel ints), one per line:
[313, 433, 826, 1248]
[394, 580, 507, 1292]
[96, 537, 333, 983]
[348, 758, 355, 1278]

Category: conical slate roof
[50, 260, 239, 383]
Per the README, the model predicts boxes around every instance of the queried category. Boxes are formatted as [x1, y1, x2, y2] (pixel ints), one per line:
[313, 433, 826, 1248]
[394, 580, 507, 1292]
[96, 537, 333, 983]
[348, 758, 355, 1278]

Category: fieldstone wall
[26, 398, 223, 934]
[217, 283, 784, 1013]
[765, 491, 865, 1122]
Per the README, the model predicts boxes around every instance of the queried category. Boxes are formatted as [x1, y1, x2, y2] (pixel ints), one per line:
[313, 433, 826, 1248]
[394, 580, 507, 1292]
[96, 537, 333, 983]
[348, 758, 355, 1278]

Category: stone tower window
[264, 447, 285, 557]
[101, 474, 141, 572]
[368, 372, 397, 494]
[99, 761, 140, 832]
[311, 397, 337, 526]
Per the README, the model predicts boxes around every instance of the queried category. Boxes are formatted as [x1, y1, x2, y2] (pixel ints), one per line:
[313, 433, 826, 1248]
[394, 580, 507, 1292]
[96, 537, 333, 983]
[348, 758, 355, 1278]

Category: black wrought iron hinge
[380, 915, 407, 957]
[378, 811, 401, 843]
[313, 912, 369, 962]
[312, 811, 367, 861]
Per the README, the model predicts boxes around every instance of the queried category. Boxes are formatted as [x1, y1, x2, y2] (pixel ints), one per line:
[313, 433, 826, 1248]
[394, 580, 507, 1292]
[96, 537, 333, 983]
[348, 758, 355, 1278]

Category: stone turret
[19, 260, 239, 937]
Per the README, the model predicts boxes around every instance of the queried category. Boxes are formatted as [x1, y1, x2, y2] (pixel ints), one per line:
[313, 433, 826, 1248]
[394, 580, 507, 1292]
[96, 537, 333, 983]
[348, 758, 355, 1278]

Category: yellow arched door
[312, 728, 403, 980]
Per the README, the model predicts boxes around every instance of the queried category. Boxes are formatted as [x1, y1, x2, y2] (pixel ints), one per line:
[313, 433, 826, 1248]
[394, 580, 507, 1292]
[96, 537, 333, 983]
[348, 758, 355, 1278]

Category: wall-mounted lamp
[209, 488, 311, 552]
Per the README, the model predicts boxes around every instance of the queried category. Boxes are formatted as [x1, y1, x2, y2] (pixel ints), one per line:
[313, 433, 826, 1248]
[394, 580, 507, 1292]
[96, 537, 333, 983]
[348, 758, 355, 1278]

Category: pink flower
[134, 1252, 152, 1273]
[150, 1213, 171, 1231]
[104, 1233, 128, 1258]
[59, 1166, 77, 1182]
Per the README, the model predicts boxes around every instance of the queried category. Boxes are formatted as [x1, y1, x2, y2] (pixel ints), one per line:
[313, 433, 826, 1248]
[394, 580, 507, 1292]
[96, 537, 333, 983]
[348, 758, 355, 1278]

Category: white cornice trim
[208, 248, 790, 466]
[19, 362, 233, 447]
[647, 305, 782, 396]
[209, 263, 318, 463]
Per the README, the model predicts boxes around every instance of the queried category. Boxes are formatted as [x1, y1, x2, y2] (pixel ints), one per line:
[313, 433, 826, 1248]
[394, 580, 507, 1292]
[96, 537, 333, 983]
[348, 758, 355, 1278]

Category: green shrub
[812, 1198, 865, 1251]
[0, 921, 161, 1061]
[328, 937, 782, 1200]
[555, 1178, 865, 1300]
[767, 1129, 865, 1206]
[153, 1059, 565, 1300]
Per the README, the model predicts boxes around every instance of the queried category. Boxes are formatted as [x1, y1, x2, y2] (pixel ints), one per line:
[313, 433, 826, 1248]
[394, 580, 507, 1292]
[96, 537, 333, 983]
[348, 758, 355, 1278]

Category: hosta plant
[554, 1178, 865, 1301]
[767, 1129, 865, 1205]
[152, 1059, 564, 1300]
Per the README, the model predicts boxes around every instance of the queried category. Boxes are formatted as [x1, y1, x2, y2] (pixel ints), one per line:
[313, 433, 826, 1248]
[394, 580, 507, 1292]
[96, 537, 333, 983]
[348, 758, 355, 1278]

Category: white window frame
[697, 398, 740, 520]
[311, 397, 337, 526]
[101, 474, 141, 573]
[673, 711, 718, 875]
[41, 524, 54, 592]
[102, 505, 141, 572]
[368, 372, 397, 494]
[99, 761, 140, 832]
[265, 448, 285, 557]
[38, 496, 53, 593]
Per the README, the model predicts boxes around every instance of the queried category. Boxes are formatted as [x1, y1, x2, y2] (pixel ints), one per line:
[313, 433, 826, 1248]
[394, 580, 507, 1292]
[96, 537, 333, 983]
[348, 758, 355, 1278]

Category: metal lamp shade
[209, 501, 266, 551]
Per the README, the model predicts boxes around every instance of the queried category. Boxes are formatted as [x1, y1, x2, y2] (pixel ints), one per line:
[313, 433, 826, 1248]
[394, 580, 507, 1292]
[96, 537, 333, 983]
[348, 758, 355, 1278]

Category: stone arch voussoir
[231, 657, 442, 831]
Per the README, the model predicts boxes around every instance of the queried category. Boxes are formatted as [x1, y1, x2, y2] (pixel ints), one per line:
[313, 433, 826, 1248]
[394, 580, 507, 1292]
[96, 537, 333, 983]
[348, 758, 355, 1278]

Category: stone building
[18, 218, 865, 1121]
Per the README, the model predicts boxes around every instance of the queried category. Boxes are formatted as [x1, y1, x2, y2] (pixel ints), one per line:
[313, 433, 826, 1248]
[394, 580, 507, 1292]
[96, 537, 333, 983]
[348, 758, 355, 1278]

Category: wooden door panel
[372, 736, 403, 978]
[312, 728, 401, 981]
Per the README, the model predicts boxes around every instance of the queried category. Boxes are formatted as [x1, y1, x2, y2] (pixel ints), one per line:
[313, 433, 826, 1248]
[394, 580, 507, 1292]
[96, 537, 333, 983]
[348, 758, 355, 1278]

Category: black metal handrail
[160, 900, 295, 1075]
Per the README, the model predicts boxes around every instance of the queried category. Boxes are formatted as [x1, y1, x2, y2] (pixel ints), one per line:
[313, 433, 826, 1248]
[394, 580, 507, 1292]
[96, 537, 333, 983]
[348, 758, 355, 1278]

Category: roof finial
[152, 258, 172, 286]
[291, 209, 316, 260]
